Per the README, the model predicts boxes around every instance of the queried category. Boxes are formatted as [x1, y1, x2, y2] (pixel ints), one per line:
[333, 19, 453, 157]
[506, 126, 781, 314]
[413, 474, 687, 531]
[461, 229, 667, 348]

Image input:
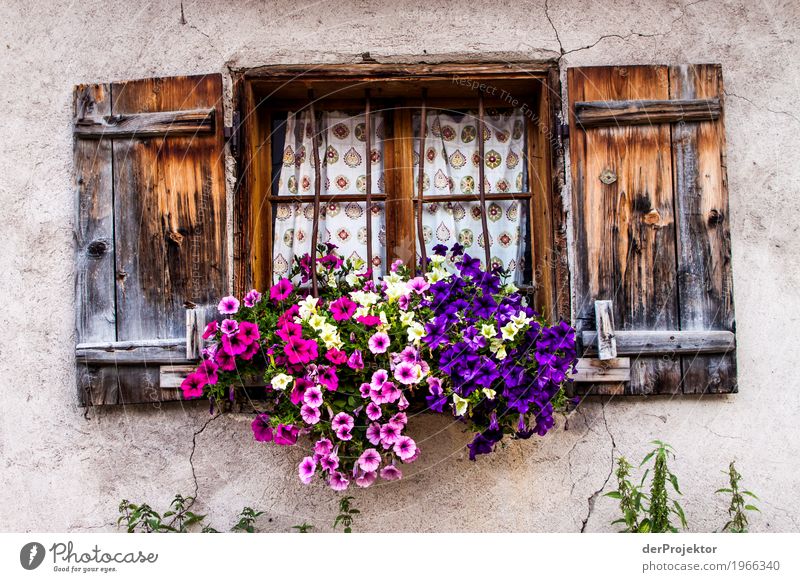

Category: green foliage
[333, 496, 360, 533]
[117, 494, 263, 533]
[605, 457, 646, 532]
[292, 522, 315, 533]
[716, 461, 759, 533]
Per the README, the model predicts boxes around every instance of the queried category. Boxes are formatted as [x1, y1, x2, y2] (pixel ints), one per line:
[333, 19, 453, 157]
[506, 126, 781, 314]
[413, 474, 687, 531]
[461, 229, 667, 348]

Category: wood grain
[73, 108, 214, 139]
[76, 338, 191, 365]
[574, 98, 720, 128]
[581, 330, 735, 356]
[594, 300, 617, 360]
[388, 107, 415, 264]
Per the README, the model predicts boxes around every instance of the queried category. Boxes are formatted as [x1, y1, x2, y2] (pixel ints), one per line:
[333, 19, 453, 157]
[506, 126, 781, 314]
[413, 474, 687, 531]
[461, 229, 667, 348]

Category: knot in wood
[167, 231, 185, 245]
[708, 208, 724, 226]
[86, 239, 109, 258]
[643, 209, 662, 226]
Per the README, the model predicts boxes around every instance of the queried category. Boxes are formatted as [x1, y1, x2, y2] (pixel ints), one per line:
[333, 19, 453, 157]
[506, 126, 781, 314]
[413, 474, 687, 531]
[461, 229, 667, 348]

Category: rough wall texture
[0, 0, 798, 532]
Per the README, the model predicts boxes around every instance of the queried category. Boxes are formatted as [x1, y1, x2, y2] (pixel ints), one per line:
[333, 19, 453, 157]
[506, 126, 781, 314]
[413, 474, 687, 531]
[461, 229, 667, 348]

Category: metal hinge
[224, 111, 241, 158]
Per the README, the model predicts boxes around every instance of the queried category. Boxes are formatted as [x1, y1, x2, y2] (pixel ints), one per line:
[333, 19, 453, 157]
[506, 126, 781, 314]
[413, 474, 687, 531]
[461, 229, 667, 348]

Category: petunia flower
[221, 331, 248, 356]
[356, 471, 377, 488]
[314, 438, 333, 456]
[331, 412, 354, 431]
[379, 465, 402, 481]
[284, 337, 318, 365]
[397, 394, 409, 410]
[380, 382, 401, 403]
[243, 289, 262, 308]
[238, 321, 260, 344]
[325, 348, 348, 365]
[318, 366, 339, 391]
[379, 422, 401, 445]
[180, 372, 206, 399]
[329, 296, 357, 321]
[394, 361, 421, 385]
[320, 453, 339, 472]
[202, 320, 219, 340]
[366, 422, 382, 446]
[371, 369, 389, 387]
[196, 360, 219, 385]
[358, 448, 381, 472]
[393, 436, 417, 461]
[298, 456, 316, 484]
[251, 414, 273, 442]
[356, 315, 382, 327]
[359, 382, 372, 398]
[347, 349, 364, 370]
[366, 402, 382, 421]
[270, 278, 294, 302]
[274, 424, 299, 446]
[214, 348, 237, 372]
[335, 426, 353, 441]
[390, 259, 404, 272]
[406, 276, 430, 295]
[300, 404, 321, 425]
[368, 332, 390, 354]
[239, 340, 260, 361]
[390, 412, 407, 428]
[303, 385, 323, 408]
[218, 296, 240, 315]
[328, 471, 350, 491]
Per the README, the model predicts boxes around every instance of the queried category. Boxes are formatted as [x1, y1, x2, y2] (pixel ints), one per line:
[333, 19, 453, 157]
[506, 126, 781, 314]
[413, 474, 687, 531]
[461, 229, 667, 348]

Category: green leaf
[743, 491, 760, 500]
[744, 505, 760, 512]
[605, 492, 623, 499]
[669, 474, 682, 494]
[715, 488, 733, 494]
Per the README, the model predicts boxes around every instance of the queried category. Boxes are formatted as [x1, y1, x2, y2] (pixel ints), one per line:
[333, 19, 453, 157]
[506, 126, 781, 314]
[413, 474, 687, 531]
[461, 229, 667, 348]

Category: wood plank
[574, 98, 720, 128]
[594, 300, 617, 360]
[185, 307, 205, 360]
[74, 83, 116, 343]
[670, 64, 737, 394]
[160, 365, 264, 389]
[388, 107, 415, 264]
[572, 357, 630, 382]
[111, 74, 228, 340]
[568, 65, 682, 395]
[74, 108, 214, 139]
[78, 363, 181, 406]
[76, 338, 192, 365]
[244, 62, 552, 80]
[581, 330, 735, 355]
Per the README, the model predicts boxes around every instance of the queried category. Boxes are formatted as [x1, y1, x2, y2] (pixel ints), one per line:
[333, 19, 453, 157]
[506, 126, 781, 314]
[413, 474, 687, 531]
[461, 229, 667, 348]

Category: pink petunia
[318, 366, 339, 391]
[357, 315, 382, 327]
[180, 372, 206, 399]
[277, 305, 300, 327]
[397, 394, 410, 410]
[398, 295, 410, 310]
[366, 402, 382, 421]
[366, 422, 382, 446]
[221, 318, 239, 335]
[276, 321, 302, 342]
[380, 465, 402, 481]
[251, 414, 273, 442]
[221, 332, 248, 356]
[407, 276, 430, 294]
[394, 361, 419, 385]
[356, 471, 378, 488]
[371, 369, 389, 387]
[218, 296, 240, 315]
[320, 453, 339, 472]
[379, 422, 401, 445]
[303, 385, 323, 408]
[325, 348, 348, 365]
[381, 382, 401, 404]
[243, 289, 262, 308]
[359, 382, 372, 398]
[270, 278, 294, 302]
[300, 404, 321, 425]
[284, 337, 318, 365]
[368, 332, 390, 354]
[328, 471, 350, 491]
[314, 438, 333, 456]
[239, 341, 260, 361]
[390, 259, 403, 273]
[331, 412, 354, 431]
[335, 426, 353, 441]
[330, 297, 357, 321]
[274, 424, 299, 446]
[390, 412, 408, 428]
[393, 436, 417, 460]
[358, 448, 381, 472]
[238, 321, 260, 344]
[202, 320, 219, 340]
[195, 360, 218, 386]
[298, 456, 316, 484]
[214, 348, 237, 371]
[347, 349, 364, 370]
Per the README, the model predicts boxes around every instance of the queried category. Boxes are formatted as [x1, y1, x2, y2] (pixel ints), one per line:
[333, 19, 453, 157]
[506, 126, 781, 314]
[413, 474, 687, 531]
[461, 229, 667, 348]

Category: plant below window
[716, 461, 759, 533]
[117, 495, 263, 533]
[183, 243, 577, 490]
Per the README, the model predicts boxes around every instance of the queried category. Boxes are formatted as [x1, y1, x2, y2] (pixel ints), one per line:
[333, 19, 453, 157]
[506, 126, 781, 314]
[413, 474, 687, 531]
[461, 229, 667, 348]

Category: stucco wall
[0, 0, 798, 532]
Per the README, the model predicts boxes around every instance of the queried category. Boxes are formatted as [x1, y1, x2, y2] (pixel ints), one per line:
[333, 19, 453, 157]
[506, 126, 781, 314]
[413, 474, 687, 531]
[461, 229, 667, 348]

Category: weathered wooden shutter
[567, 64, 736, 395]
[74, 74, 227, 405]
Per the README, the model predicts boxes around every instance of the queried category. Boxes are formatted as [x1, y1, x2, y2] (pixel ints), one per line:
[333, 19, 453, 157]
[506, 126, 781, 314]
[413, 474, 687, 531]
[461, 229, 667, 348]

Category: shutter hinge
[224, 111, 241, 158]
[558, 123, 570, 141]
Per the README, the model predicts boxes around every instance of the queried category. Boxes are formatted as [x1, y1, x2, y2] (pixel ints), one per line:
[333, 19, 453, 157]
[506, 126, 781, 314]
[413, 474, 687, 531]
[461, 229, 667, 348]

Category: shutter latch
[224, 111, 241, 158]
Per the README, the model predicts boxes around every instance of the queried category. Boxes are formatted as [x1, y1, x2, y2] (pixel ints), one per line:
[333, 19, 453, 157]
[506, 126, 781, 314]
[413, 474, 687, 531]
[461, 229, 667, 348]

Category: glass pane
[412, 109, 527, 195]
[275, 110, 386, 196]
[415, 200, 530, 284]
[272, 201, 386, 282]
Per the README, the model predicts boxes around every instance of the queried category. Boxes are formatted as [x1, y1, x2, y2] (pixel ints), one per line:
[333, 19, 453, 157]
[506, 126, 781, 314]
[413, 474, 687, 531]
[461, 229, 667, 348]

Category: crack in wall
[189, 413, 223, 503]
[724, 90, 800, 125]
[580, 403, 617, 533]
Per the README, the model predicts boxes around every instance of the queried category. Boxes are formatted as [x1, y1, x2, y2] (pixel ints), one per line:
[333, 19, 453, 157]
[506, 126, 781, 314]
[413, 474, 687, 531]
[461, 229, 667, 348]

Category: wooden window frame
[232, 62, 568, 322]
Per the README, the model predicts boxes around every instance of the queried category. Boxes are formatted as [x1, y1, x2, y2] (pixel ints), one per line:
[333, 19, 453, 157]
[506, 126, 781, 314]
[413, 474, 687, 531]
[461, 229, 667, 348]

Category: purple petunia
[356, 471, 377, 488]
[366, 402, 382, 421]
[300, 404, 321, 425]
[243, 289, 262, 308]
[358, 448, 381, 472]
[251, 414, 273, 442]
[328, 471, 350, 491]
[379, 465, 402, 481]
[393, 436, 417, 461]
[347, 349, 364, 370]
[220, 318, 239, 335]
[303, 385, 323, 408]
[202, 320, 219, 340]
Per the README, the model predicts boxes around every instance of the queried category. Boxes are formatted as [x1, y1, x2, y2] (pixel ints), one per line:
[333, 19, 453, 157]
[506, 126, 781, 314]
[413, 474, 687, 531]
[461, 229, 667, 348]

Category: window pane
[415, 200, 530, 284]
[413, 109, 527, 195]
[272, 201, 386, 282]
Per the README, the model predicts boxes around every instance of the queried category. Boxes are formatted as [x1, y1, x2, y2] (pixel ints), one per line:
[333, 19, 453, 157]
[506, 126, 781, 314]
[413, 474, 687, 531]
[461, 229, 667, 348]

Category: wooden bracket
[594, 300, 617, 360]
[185, 307, 205, 360]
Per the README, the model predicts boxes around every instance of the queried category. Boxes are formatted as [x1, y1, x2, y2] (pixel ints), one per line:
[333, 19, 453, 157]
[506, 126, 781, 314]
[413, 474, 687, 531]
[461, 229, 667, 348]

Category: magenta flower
[196, 360, 219, 385]
[357, 315, 382, 327]
[335, 426, 353, 441]
[398, 295, 410, 310]
[394, 361, 419, 385]
[371, 369, 389, 387]
[274, 424, 299, 446]
[239, 341, 260, 361]
[393, 436, 417, 460]
[381, 382, 401, 404]
[221, 332, 248, 356]
[276, 321, 302, 342]
[180, 373, 206, 399]
[366, 422, 382, 446]
[218, 296, 239, 315]
[329, 471, 350, 491]
[407, 276, 430, 294]
[380, 465, 402, 481]
[251, 414, 273, 442]
[332, 412, 354, 431]
[300, 404, 321, 425]
[320, 453, 339, 472]
[214, 348, 237, 371]
[390, 259, 403, 273]
[243, 289, 262, 308]
[358, 448, 381, 472]
[398, 394, 409, 410]
[318, 366, 339, 391]
[220, 318, 238, 336]
[347, 349, 364, 370]
[368, 332, 390, 354]
[303, 385, 323, 408]
[356, 471, 377, 488]
[366, 402, 382, 421]
[330, 297, 357, 321]
[359, 382, 372, 398]
[314, 438, 333, 456]
[298, 456, 316, 484]
[202, 320, 219, 340]
[379, 422, 401, 445]
[325, 348, 348, 365]
[284, 337, 318, 365]
[270, 278, 294, 302]
[238, 321, 260, 344]
[390, 412, 408, 427]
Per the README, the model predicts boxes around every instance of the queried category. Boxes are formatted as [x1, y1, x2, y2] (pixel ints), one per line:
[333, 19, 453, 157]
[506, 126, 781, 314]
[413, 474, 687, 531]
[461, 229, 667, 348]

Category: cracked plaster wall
[0, 0, 798, 532]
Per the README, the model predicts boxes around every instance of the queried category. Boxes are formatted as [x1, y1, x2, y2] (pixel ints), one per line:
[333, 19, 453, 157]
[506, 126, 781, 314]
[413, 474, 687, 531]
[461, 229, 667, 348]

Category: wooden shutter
[74, 74, 227, 405]
[567, 64, 736, 395]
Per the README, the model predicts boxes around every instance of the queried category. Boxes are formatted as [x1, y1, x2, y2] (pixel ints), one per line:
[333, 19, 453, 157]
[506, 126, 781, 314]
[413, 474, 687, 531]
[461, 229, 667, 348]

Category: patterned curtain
[272, 110, 386, 282]
[413, 109, 528, 282]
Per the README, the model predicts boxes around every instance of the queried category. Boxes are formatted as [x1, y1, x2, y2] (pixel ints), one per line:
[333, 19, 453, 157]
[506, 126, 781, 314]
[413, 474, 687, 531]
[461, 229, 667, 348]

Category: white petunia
[270, 373, 294, 391]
